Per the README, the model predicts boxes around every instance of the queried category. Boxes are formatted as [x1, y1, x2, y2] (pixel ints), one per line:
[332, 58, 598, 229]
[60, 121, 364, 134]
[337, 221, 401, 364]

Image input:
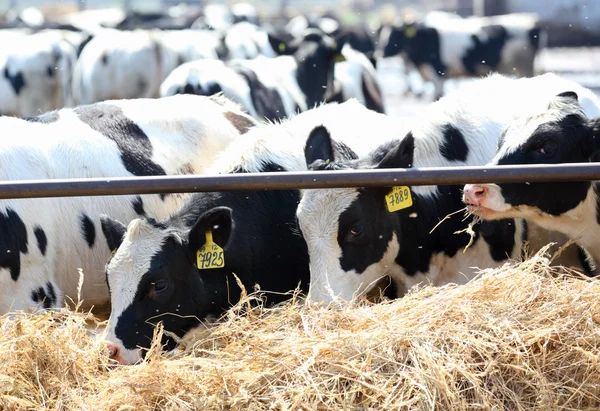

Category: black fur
[361, 70, 385, 114]
[4, 68, 25, 95]
[132, 196, 146, 216]
[34, 226, 47, 256]
[74, 104, 167, 178]
[80, 214, 96, 248]
[0, 208, 28, 281]
[440, 124, 469, 162]
[233, 65, 287, 122]
[462, 25, 510, 74]
[100, 216, 126, 252]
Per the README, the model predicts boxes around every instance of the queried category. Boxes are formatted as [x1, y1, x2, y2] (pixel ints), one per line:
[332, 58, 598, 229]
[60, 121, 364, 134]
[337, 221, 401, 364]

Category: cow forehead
[496, 104, 582, 161]
[297, 188, 359, 238]
[107, 219, 179, 291]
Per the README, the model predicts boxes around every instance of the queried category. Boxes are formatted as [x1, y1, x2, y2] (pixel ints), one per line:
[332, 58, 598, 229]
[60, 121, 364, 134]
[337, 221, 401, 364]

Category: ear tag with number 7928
[385, 186, 413, 212]
[197, 231, 225, 270]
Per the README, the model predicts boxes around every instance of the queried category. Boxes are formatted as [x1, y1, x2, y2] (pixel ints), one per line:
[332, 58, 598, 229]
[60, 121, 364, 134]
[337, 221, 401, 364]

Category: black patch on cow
[0, 208, 28, 281]
[182, 83, 195, 94]
[46, 66, 54, 77]
[478, 219, 516, 262]
[528, 27, 543, 50]
[31, 282, 57, 309]
[101, 53, 109, 65]
[497, 114, 593, 216]
[23, 111, 59, 124]
[462, 25, 509, 74]
[132, 196, 146, 216]
[577, 245, 597, 277]
[34, 226, 47, 256]
[74, 104, 167, 178]
[233, 66, 286, 122]
[224, 111, 255, 134]
[4, 68, 25, 95]
[440, 124, 469, 162]
[100, 216, 127, 252]
[76, 34, 94, 58]
[361, 70, 385, 114]
[80, 214, 96, 248]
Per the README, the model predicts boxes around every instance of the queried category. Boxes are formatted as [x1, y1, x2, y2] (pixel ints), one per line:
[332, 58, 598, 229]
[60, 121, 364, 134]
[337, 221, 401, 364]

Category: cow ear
[188, 206, 233, 253]
[376, 133, 415, 170]
[100, 215, 127, 252]
[557, 91, 579, 101]
[305, 125, 334, 166]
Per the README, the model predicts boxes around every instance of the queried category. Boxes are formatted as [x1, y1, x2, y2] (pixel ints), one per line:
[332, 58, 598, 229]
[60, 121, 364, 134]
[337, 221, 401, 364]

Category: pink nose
[106, 344, 126, 365]
[463, 184, 488, 206]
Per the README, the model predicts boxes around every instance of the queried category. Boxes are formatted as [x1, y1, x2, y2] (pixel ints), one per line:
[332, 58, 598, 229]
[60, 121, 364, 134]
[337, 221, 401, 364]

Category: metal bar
[0, 163, 599, 200]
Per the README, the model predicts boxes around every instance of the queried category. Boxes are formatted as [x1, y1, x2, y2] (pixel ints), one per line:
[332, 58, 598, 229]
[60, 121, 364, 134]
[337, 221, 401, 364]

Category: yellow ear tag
[335, 54, 346, 63]
[385, 186, 413, 212]
[278, 43, 286, 52]
[110, 249, 116, 259]
[196, 231, 225, 270]
[404, 26, 417, 38]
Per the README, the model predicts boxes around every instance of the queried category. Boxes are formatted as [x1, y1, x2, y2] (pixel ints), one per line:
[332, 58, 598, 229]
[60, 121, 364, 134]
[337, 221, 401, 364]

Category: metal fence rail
[0, 162, 598, 200]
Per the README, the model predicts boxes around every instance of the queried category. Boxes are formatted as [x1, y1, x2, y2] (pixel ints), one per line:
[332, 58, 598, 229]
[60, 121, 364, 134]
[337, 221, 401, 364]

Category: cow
[72, 28, 221, 105]
[0, 93, 253, 315]
[327, 44, 385, 114]
[0, 30, 77, 116]
[463, 89, 600, 274]
[223, 22, 276, 60]
[100, 99, 407, 365]
[377, 13, 545, 100]
[295, 73, 597, 306]
[160, 29, 343, 122]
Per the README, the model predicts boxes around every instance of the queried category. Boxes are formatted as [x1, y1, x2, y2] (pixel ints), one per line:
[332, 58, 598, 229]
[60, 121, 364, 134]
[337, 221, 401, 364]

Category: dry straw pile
[1, 249, 599, 410]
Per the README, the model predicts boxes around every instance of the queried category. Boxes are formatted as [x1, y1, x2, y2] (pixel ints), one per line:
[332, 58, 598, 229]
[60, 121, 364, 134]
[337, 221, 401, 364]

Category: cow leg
[417, 64, 444, 101]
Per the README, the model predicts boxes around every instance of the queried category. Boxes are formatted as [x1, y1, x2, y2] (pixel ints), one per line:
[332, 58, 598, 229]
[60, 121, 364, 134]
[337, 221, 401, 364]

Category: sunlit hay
[1, 247, 600, 410]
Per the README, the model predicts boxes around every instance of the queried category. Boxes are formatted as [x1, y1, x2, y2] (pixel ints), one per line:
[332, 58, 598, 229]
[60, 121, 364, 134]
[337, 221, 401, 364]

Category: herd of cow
[0, 5, 595, 366]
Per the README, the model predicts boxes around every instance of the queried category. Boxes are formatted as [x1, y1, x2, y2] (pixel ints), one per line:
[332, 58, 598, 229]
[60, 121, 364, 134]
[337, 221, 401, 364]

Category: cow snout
[106, 343, 127, 365]
[463, 184, 488, 206]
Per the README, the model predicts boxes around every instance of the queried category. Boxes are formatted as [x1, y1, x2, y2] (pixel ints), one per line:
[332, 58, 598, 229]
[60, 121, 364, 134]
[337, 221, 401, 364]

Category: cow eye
[349, 222, 363, 237]
[148, 279, 168, 296]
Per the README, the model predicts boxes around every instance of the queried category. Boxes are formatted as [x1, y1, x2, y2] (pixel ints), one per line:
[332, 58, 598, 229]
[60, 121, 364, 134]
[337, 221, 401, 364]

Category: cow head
[463, 91, 599, 221]
[269, 29, 343, 107]
[99, 207, 233, 365]
[297, 126, 414, 305]
[376, 23, 414, 59]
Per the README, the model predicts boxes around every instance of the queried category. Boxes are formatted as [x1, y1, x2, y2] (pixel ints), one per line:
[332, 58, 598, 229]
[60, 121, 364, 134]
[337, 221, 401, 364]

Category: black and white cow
[0, 30, 78, 116]
[463, 88, 600, 273]
[100, 99, 405, 364]
[377, 13, 545, 99]
[327, 44, 385, 114]
[223, 22, 276, 60]
[72, 28, 221, 105]
[296, 73, 599, 305]
[160, 29, 343, 122]
[0, 94, 253, 314]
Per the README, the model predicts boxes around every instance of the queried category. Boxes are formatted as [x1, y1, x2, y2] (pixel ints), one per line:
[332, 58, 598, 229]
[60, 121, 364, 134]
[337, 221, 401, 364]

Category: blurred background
[0, 0, 599, 123]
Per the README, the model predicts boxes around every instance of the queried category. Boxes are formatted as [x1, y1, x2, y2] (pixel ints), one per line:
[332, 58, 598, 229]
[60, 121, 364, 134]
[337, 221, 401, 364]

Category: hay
[1, 249, 600, 410]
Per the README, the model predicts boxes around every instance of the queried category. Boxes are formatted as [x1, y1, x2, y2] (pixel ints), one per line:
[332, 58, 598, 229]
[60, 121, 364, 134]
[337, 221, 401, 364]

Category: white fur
[0, 94, 247, 313]
[333, 44, 382, 111]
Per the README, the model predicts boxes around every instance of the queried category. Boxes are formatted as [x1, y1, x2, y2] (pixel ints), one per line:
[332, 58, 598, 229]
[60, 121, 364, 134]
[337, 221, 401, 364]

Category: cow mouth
[466, 204, 502, 219]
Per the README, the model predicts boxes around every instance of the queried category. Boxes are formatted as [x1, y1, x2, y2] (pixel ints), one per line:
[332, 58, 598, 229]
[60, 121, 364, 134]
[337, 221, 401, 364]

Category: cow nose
[463, 184, 488, 206]
[106, 344, 126, 365]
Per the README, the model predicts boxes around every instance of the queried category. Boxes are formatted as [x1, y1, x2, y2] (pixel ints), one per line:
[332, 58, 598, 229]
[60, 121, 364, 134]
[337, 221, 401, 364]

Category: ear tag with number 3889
[197, 231, 225, 270]
[385, 186, 413, 212]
